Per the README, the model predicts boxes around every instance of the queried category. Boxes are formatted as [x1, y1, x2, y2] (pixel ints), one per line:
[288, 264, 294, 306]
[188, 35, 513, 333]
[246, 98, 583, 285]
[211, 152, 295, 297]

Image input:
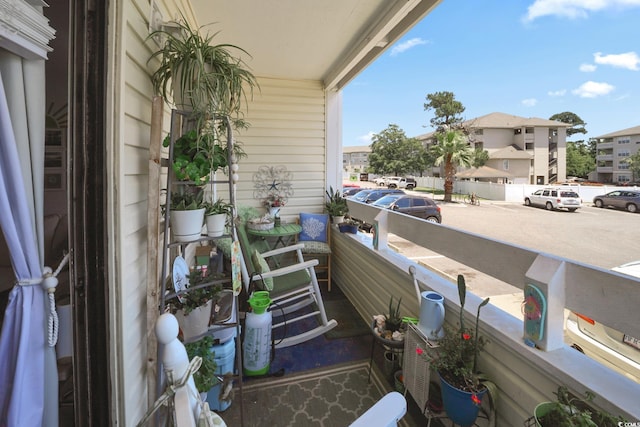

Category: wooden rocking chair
[236, 221, 337, 348]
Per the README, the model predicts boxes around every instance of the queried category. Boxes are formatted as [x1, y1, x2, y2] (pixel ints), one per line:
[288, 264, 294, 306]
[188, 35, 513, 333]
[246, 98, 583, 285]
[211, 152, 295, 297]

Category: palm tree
[432, 130, 473, 202]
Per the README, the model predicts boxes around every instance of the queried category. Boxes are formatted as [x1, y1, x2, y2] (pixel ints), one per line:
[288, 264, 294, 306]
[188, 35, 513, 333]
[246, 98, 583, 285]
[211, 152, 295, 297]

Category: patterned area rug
[218, 360, 393, 427]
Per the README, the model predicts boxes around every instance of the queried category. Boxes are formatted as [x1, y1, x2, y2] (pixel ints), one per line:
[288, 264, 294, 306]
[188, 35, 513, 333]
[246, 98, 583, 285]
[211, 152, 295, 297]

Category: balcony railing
[335, 200, 640, 425]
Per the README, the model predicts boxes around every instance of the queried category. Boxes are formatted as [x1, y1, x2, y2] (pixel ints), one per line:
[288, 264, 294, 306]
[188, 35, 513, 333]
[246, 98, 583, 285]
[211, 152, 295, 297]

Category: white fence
[413, 176, 636, 203]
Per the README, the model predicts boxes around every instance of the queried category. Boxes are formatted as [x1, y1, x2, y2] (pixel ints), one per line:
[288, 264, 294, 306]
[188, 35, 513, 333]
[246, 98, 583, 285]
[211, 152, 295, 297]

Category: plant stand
[368, 321, 404, 383]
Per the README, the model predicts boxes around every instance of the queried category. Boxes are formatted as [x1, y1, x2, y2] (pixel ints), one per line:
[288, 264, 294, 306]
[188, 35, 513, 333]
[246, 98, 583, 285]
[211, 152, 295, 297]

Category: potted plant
[204, 198, 232, 237]
[184, 335, 219, 396]
[534, 386, 627, 427]
[162, 129, 228, 186]
[423, 274, 497, 427]
[338, 217, 360, 234]
[325, 186, 348, 223]
[262, 193, 286, 219]
[167, 188, 206, 242]
[169, 269, 223, 341]
[148, 17, 258, 122]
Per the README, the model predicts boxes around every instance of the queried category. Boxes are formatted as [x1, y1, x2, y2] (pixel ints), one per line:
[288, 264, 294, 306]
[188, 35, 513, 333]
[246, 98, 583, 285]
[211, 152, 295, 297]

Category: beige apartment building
[592, 125, 640, 184]
[343, 145, 371, 173]
[418, 112, 569, 184]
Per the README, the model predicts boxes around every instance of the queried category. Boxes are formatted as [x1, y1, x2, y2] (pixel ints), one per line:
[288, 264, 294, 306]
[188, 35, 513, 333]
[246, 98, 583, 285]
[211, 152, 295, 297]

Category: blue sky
[342, 0, 640, 146]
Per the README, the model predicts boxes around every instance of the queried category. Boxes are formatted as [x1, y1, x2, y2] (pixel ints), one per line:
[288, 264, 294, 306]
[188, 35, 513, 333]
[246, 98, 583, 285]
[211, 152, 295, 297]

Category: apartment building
[343, 145, 371, 173]
[418, 112, 569, 184]
[592, 125, 640, 184]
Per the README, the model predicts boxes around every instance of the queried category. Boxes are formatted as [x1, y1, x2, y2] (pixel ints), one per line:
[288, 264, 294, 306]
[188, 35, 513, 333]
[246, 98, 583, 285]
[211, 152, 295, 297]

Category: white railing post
[373, 209, 388, 250]
[524, 255, 566, 351]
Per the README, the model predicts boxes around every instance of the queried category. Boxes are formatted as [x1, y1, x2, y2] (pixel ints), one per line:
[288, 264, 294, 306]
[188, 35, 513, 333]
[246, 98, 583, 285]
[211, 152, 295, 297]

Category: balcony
[331, 200, 639, 424]
[598, 142, 614, 149]
[597, 154, 614, 161]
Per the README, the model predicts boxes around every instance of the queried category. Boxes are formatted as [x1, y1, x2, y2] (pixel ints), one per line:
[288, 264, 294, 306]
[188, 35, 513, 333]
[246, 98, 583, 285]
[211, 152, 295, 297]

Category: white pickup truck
[386, 177, 416, 190]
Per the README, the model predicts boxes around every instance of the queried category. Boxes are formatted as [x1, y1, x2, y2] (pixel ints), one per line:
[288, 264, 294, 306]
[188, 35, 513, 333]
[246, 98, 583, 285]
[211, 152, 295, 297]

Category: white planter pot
[332, 215, 345, 224]
[171, 208, 205, 242]
[206, 213, 226, 237]
[174, 299, 213, 341]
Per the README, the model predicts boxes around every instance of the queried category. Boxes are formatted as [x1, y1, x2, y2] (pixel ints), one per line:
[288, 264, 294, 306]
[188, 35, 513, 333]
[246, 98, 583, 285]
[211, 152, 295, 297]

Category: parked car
[565, 261, 640, 383]
[351, 189, 374, 202]
[524, 188, 581, 212]
[593, 190, 640, 213]
[360, 188, 405, 204]
[342, 187, 362, 197]
[372, 194, 441, 223]
[374, 176, 388, 186]
[387, 177, 416, 190]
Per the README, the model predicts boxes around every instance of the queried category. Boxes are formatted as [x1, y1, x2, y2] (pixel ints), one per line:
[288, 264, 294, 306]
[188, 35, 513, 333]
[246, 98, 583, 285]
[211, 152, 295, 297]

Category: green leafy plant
[148, 17, 258, 121]
[536, 386, 627, 427]
[204, 198, 232, 217]
[163, 129, 227, 184]
[385, 296, 403, 332]
[325, 186, 349, 216]
[169, 269, 223, 315]
[430, 275, 492, 394]
[184, 336, 219, 393]
[168, 187, 205, 211]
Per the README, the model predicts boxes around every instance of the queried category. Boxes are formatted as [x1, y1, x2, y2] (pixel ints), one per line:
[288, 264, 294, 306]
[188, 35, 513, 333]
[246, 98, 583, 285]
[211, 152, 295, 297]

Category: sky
[342, 0, 640, 147]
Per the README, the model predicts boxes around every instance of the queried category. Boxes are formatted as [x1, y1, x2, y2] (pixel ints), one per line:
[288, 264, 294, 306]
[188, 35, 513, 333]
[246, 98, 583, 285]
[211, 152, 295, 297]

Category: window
[514, 128, 522, 135]
[474, 129, 483, 135]
[619, 163, 629, 170]
[396, 198, 411, 208]
[618, 138, 630, 144]
[413, 199, 426, 207]
[525, 127, 534, 134]
[503, 160, 509, 170]
[618, 151, 630, 157]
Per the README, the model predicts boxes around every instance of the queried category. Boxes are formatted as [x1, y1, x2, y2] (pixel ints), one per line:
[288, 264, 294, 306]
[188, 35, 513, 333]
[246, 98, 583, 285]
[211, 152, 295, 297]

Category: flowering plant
[428, 274, 492, 398]
[263, 193, 286, 208]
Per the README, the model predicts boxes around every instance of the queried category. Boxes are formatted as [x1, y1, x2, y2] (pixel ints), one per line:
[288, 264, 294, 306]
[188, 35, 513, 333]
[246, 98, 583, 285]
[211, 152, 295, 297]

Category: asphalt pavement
[345, 180, 640, 317]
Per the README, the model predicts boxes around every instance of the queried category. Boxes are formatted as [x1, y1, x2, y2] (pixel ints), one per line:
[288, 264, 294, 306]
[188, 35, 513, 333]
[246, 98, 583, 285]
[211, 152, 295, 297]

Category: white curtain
[0, 49, 58, 426]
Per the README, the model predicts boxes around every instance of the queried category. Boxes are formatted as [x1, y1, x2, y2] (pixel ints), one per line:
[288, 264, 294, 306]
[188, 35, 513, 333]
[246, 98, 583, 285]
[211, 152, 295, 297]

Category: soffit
[190, 0, 441, 90]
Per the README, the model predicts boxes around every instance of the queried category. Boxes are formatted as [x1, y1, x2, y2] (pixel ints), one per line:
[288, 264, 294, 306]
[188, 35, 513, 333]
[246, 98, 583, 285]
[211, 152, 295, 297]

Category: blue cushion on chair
[299, 213, 329, 242]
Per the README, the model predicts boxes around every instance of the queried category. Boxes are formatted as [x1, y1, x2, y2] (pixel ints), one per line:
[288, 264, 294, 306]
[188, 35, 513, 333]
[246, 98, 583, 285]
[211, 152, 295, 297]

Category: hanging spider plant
[147, 16, 258, 125]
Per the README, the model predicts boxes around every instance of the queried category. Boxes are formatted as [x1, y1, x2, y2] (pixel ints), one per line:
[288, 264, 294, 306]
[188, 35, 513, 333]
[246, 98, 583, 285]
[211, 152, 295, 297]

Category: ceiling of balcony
[190, 0, 442, 90]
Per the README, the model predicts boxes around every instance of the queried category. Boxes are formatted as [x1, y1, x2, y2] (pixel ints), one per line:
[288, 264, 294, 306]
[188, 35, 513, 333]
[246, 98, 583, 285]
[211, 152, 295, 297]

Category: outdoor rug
[322, 298, 370, 340]
[218, 359, 399, 427]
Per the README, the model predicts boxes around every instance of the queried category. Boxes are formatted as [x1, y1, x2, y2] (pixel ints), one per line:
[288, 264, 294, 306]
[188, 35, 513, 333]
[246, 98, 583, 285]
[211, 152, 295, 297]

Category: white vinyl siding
[237, 77, 327, 219]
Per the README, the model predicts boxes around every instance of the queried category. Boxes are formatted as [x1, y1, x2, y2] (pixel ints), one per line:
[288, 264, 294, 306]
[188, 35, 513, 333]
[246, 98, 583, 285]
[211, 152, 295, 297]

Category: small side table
[368, 321, 404, 383]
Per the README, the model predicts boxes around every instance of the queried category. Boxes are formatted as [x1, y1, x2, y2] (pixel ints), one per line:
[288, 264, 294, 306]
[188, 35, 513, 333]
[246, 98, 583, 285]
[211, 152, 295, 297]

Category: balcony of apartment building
[597, 141, 614, 150]
[337, 200, 639, 425]
[597, 148, 614, 162]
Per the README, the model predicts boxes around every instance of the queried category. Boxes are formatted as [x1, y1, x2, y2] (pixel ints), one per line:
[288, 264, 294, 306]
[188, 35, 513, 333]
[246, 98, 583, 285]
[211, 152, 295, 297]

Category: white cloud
[579, 63, 597, 72]
[390, 38, 429, 56]
[358, 132, 375, 144]
[594, 51, 640, 70]
[522, 98, 538, 107]
[572, 81, 615, 98]
[548, 89, 567, 96]
[524, 0, 640, 22]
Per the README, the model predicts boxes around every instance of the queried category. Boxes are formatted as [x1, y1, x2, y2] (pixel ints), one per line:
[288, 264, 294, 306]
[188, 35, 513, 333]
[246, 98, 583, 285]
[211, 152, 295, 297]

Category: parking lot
[434, 199, 639, 270]
[370, 190, 640, 316]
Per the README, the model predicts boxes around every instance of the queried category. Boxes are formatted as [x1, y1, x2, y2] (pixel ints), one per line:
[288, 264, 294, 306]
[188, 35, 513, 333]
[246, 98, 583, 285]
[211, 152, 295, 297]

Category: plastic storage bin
[205, 337, 236, 411]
